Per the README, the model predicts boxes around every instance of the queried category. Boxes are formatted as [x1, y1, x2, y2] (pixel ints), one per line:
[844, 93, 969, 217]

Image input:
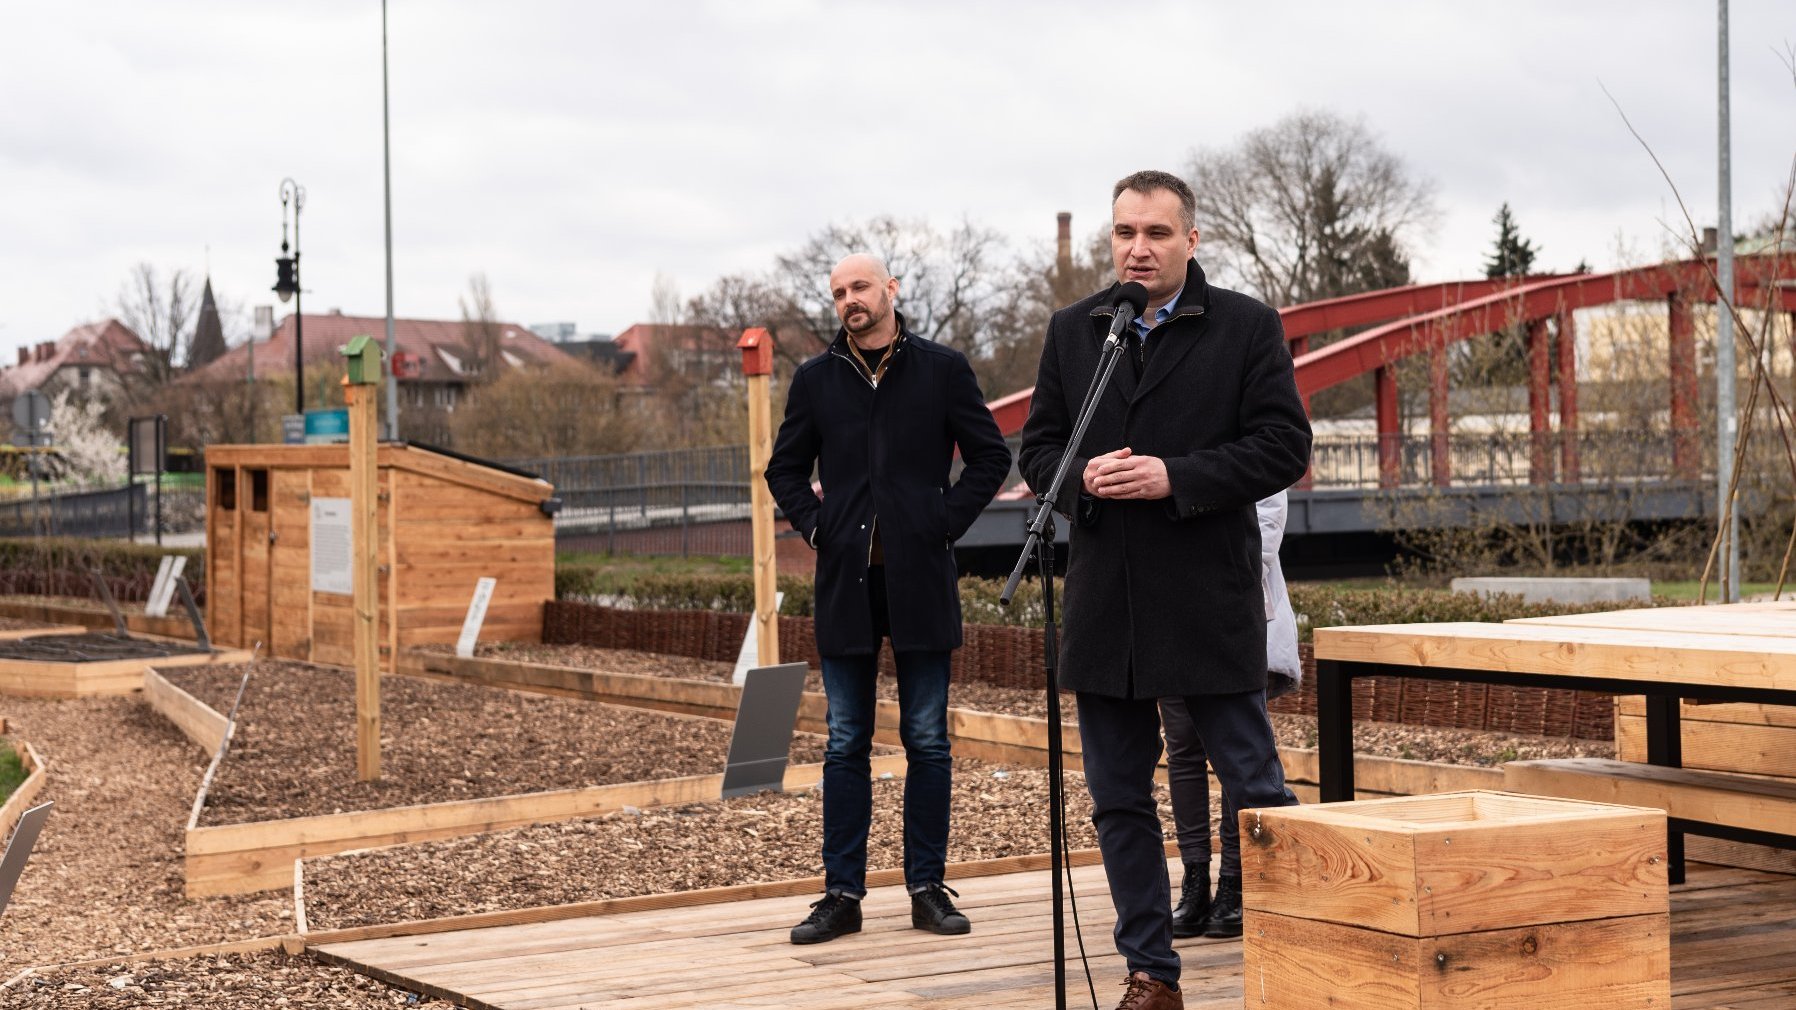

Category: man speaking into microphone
[1019, 171, 1310, 1009]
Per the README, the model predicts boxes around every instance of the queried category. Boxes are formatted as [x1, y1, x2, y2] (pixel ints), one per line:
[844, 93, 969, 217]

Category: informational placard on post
[456, 577, 497, 658]
[730, 591, 784, 686]
[721, 662, 808, 799]
[146, 556, 187, 618]
[310, 497, 353, 595]
[146, 557, 176, 617]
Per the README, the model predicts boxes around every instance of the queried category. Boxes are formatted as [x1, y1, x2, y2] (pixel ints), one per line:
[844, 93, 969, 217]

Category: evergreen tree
[1483, 203, 1540, 279]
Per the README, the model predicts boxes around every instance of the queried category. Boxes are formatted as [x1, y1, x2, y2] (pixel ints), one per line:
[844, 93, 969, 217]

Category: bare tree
[457, 273, 504, 382]
[114, 262, 198, 390]
[1186, 109, 1435, 308]
[451, 366, 642, 458]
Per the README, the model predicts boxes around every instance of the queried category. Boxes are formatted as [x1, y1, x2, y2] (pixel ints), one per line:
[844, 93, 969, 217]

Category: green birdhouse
[340, 334, 383, 385]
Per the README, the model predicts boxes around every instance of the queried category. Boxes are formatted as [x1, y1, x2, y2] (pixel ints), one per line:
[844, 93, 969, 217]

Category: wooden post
[341, 337, 383, 781]
[737, 328, 779, 668]
[1527, 317, 1554, 484]
[1374, 364, 1400, 488]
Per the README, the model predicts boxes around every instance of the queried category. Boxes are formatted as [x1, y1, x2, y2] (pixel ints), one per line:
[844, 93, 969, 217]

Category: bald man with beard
[766, 254, 1012, 945]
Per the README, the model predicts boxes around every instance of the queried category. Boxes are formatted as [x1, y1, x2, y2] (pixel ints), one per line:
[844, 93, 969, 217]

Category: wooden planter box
[157, 668, 911, 897]
[0, 638, 251, 698]
[1242, 790, 1669, 1009]
[0, 737, 47, 842]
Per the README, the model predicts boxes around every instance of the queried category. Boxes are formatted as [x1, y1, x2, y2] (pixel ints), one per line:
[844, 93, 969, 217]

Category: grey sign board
[0, 802, 52, 919]
[10, 391, 49, 444]
[721, 662, 809, 799]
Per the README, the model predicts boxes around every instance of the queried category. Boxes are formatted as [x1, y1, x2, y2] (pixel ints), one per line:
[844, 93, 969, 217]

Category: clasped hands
[1082, 448, 1169, 500]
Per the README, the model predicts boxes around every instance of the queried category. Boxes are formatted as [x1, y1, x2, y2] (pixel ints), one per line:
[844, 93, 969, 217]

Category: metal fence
[1306, 430, 1707, 489]
[0, 483, 146, 538]
[0, 482, 205, 541]
[507, 446, 753, 557]
[509, 428, 1724, 557]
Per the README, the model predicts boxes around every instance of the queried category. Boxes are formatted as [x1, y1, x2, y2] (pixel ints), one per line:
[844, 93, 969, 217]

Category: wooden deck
[313, 859, 1796, 1009]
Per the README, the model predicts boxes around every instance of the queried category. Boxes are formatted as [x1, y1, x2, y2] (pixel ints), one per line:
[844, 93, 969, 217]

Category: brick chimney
[36, 342, 53, 363]
[16, 347, 26, 367]
[1052, 212, 1076, 308]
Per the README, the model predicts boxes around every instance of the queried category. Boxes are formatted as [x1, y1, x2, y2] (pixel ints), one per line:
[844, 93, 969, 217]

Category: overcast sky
[2, 0, 1791, 363]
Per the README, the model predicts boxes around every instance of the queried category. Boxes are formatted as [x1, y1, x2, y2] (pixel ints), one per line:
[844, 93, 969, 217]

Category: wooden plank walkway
[314, 860, 1796, 1009]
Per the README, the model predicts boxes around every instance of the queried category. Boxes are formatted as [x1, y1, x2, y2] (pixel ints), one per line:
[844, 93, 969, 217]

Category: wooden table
[1312, 615, 1796, 880]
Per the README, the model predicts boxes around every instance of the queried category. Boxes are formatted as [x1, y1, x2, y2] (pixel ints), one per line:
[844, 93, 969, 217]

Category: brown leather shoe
[1114, 971, 1183, 1009]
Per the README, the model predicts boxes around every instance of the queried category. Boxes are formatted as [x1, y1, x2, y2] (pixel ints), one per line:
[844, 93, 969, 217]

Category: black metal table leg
[1316, 659, 1355, 802]
[1644, 694, 1686, 884]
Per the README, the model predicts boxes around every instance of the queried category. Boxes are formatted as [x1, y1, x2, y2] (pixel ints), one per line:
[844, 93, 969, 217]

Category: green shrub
[555, 562, 1675, 636]
[556, 563, 815, 616]
[0, 537, 205, 604]
[0, 742, 26, 803]
[1287, 582, 1676, 643]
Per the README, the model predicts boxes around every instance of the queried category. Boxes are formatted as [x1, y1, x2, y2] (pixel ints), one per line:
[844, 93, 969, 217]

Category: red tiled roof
[0, 319, 148, 398]
[185, 312, 595, 385]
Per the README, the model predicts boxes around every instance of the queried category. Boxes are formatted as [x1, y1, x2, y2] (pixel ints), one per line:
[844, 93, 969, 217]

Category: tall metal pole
[281, 179, 307, 418]
[1716, 0, 1739, 601]
[382, 0, 399, 441]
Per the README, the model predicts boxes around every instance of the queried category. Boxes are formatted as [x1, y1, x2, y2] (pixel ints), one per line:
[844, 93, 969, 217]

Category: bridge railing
[1306, 429, 1705, 489]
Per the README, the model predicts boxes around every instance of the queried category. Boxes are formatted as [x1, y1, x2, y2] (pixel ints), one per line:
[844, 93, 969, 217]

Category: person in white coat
[1158, 489, 1300, 939]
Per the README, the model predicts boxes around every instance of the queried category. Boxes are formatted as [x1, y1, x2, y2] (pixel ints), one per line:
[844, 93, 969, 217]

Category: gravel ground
[442, 642, 1614, 767]
[167, 662, 844, 827]
[5, 951, 454, 1008]
[302, 758, 1171, 930]
[0, 696, 292, 977]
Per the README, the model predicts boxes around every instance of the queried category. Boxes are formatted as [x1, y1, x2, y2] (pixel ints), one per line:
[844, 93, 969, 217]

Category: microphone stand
[1000, 315, 1131, 1010]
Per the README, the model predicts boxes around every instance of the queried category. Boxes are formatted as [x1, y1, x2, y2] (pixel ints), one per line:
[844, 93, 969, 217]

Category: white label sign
[456, 577, 497, 658]
[149, 556, 187, 617]
[731, 591, 785, 686]
[310, 498, 353, 596]
[146, 557, 176, 618]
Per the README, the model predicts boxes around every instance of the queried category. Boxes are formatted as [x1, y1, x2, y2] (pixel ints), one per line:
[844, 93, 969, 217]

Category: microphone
[1103, 282, 1151, 347]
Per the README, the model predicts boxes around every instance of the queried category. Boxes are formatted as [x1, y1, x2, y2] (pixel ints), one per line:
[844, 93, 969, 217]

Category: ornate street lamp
[274, 178, 305, 415]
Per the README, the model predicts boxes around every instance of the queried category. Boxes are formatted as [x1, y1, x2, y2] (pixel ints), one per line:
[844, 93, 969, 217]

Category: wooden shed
[204, 443, 557, 670]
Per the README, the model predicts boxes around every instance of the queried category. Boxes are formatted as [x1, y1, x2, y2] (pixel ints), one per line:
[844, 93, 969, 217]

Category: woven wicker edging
[541, 600, 1619, 741]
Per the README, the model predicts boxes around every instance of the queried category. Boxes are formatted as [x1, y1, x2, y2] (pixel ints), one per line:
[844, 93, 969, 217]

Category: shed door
[239, 468, 273, 651]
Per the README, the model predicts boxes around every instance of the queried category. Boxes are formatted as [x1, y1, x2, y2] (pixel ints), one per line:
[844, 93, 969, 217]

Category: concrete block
[1450, 576, 1652, 605]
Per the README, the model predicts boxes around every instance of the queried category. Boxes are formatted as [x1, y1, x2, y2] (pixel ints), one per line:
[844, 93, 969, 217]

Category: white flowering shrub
[49, 391, 126, 486]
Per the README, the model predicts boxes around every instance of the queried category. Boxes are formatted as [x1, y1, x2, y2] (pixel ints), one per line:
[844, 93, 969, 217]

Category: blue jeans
[819, 649, 953, 898]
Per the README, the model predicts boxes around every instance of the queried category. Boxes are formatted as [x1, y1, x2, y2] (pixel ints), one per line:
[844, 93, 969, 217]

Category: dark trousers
[817, 566, 954, 898]
[1076, 689, 1295, 983]
[1158, 697, 1241, 877]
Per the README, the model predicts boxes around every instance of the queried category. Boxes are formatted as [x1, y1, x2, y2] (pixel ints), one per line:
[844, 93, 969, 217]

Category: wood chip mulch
[6, 951, 453, 1008]
[301, 758, 1171, 930]
[0, 617, 56, 632]
[166, 662, 844, 827]
[0, 696, 292, 977]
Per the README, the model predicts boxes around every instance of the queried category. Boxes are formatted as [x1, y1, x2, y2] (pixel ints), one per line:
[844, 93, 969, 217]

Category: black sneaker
[1202, 874, 1242, 939]
[1171, 863, 1211, 939]
[790, 892, 862, 945]
[911, 883, 971, 935]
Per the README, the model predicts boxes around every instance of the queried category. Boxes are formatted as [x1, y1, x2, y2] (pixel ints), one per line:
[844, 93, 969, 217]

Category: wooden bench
[1313, 618, 1796, 882]
[1505, 758, 1796, 858]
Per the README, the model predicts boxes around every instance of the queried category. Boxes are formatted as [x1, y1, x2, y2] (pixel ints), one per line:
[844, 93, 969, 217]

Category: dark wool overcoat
[1018, 260, 1311, 698]
[766, 317, 1011, 657]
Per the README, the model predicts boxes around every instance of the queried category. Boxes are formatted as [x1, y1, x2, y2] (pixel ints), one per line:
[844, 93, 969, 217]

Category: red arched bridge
[987, 252, 1796, 490]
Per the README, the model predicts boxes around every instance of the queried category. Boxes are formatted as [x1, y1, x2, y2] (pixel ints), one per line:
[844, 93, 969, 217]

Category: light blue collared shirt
[1132, 285, 1183, 345]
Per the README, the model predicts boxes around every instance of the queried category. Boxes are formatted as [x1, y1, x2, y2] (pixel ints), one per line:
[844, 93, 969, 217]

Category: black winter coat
[1018, 260, 1311, 698]
[766, 319, 1011, 657]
